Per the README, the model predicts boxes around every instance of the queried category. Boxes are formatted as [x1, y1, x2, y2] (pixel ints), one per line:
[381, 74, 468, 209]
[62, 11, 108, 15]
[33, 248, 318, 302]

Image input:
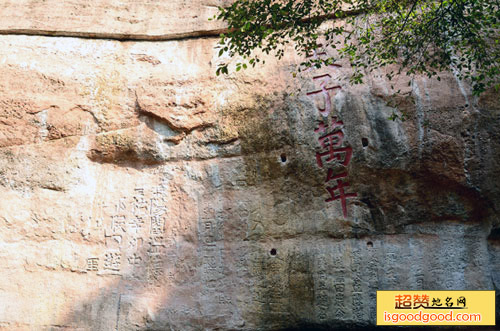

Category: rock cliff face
[0, 1, 499, 330]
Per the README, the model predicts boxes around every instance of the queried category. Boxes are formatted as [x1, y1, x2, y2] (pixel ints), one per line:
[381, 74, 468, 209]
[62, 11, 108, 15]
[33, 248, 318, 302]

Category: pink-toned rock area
[0, 1, 499, 330]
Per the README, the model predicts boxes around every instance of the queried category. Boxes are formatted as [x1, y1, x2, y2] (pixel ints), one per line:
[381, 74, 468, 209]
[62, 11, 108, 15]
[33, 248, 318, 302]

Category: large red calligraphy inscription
[305, 51, 357, 218]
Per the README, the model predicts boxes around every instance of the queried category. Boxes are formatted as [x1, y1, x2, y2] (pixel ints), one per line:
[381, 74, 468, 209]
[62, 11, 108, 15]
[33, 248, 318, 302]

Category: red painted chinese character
[315, 121, 329, 134]
[307, 85, 341, 117]
[316, 130, 352, 168]
[319, 129, 344, 148]
[313, 73, 332, 87]
[314, 117, 344, 134]
[325, 170, 345, 183]
[306, 50, 327, 58]
[324, 172, 357, 218]
[305, 47, 342, 68]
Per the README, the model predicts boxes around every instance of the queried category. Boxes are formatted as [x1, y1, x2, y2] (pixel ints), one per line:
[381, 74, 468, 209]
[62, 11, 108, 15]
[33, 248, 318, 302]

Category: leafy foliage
[213, 0, 499, 95]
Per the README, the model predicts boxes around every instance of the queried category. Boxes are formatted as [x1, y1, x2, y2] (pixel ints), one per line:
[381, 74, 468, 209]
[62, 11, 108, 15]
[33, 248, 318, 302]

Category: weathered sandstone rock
[0, 0, 232, 38]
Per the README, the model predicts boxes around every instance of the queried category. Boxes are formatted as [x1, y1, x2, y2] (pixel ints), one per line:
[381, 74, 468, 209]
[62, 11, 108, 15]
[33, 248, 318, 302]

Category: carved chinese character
[132, 188, 149, 216]
[352, 293, 363, 318]
[96, 201, 110, 217]
[103, 251, 121, 271]
[306, 48, 327, 58]
[203, 235, 217, 246]
[86, 257, 99, 271]
[416, 274, 425, 289]
[305, 46, 342, 68]
[334, 283, 345, 292]
[148, 244, 164, 255]
[128, 216, 145, 233]
[313, 73, 333, 89]
[111, 215, 127, 233]
[148, 254, 164, 281]
[315, 121, 329, 134]
[204, 255, 218, 269]
[335, 308, 346, 318]
[352, 279, 363, 293]
[94, 217, 103, 228]
[152, 186, 167, 198]
[128, 237, 137, 249]
[150, 215, 165, 235]
[317, 293, 329, 303]
[115, 197, 128, 214]
[104, 231, 122, 245]
[128, 253, 142, 266]
[315, 117, 344, 134]
[150, 197, 167, 216]
[324, 173, 357, 218]
[316, 132, 353, 167]
[151, 235, 165, 244]
[307, 85, 341, 117]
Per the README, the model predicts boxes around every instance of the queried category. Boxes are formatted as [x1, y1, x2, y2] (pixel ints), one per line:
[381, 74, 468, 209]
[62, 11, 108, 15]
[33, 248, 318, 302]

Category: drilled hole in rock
[270, 248, 277, 256]
[488, 228, 500, 241]
[367, 241, 373, 248]
[280, 153, 287, 163]
[362, 138, 369, 147]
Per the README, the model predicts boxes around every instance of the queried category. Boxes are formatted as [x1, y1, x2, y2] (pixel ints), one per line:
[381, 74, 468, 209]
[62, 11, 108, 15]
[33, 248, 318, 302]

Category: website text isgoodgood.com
[384, 310, 481, 324]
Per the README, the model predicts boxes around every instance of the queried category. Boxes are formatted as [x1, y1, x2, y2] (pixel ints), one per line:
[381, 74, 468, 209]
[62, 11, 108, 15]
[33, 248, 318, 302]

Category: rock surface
[0, 2, 499, 330]
[0, 0, 232, 38]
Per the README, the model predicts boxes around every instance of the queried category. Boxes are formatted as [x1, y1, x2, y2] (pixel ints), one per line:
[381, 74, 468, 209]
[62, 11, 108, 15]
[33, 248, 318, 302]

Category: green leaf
[212, 0, 499, 97]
